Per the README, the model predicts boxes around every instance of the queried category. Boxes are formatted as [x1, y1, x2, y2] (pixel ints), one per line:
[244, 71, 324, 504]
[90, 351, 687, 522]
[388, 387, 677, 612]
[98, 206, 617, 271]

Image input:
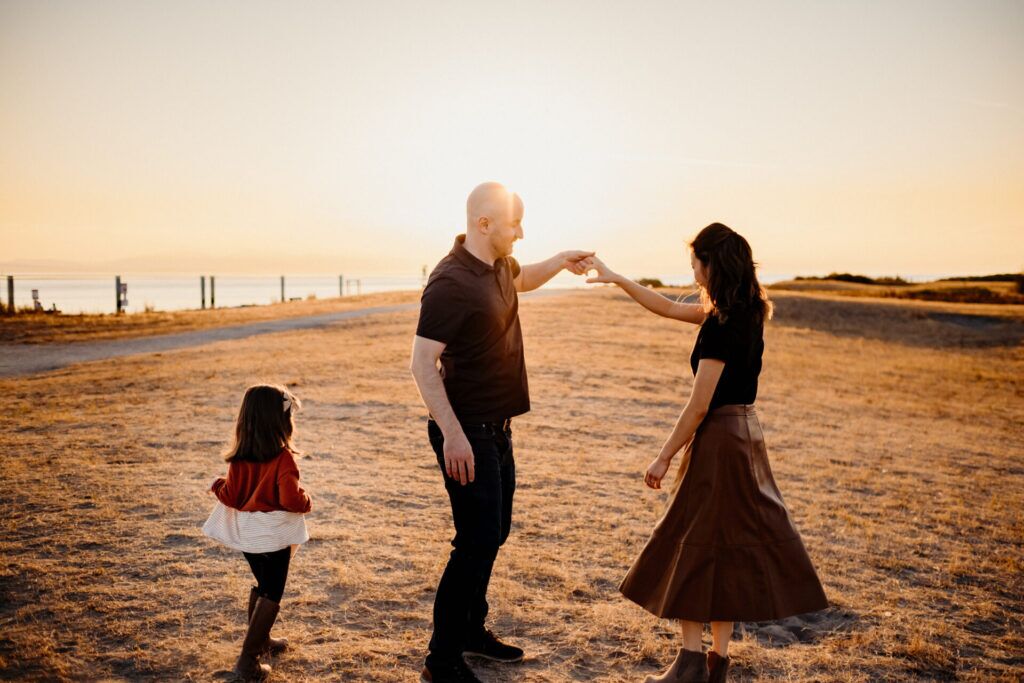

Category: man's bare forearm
[520, 253, 568, 292]
[410, 361, 463, 439]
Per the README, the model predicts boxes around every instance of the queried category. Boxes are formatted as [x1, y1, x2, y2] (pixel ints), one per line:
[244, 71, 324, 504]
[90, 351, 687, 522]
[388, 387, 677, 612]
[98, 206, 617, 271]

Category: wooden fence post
[210, 276, 216, 309]
[280, 275, 285, 303]
[339, 274, 344, 297]
[6, 276, 13, 315]
[200, 276, 206, 309]
[115, 276, 122, 314]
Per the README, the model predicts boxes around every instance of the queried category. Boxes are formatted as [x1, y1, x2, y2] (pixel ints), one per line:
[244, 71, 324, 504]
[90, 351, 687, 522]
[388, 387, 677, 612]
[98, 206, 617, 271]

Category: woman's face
[690, 250, 709, 288]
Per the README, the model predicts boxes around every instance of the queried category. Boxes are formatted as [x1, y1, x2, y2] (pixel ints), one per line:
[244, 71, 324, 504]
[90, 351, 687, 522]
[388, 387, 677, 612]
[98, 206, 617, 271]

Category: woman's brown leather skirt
[619, 404, 828, 622]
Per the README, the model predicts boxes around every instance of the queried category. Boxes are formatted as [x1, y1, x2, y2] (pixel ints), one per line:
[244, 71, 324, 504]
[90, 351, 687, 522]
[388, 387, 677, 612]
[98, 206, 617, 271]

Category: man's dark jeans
[426, 418, 515, 667]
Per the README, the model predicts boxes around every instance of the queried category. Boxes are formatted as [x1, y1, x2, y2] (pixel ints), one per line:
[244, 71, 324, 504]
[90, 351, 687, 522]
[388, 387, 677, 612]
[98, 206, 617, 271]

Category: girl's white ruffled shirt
[202, 500, 308, 553]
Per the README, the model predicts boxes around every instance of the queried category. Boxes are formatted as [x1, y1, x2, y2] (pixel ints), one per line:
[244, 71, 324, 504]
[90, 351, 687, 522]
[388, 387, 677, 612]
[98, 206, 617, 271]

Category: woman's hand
[644, 455, 672, 489]
[583, 255, 622, 284]
[561, 250, 596, 275]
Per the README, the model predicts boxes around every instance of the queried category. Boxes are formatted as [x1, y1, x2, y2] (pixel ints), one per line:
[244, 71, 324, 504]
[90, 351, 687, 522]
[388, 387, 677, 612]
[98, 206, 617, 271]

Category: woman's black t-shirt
[689, 307, 764, 410]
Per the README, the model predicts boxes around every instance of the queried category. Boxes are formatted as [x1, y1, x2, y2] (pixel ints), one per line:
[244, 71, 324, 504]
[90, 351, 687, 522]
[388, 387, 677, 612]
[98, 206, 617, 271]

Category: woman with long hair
[584, 223, 828, 682]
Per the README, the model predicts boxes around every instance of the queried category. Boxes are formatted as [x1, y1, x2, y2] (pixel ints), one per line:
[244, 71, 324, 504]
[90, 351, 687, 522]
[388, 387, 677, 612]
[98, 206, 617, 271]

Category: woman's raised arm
[584, 256, 706, 324]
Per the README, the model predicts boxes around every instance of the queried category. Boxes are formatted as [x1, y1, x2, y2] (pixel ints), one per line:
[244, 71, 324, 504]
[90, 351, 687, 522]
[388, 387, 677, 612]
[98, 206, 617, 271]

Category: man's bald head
[467, 182, 523, 230]
[465, 182, 524, 261]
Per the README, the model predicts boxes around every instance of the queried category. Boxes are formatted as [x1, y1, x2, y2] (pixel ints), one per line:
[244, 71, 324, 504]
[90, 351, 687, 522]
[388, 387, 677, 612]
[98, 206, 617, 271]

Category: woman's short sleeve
[698, 317, 735, 362]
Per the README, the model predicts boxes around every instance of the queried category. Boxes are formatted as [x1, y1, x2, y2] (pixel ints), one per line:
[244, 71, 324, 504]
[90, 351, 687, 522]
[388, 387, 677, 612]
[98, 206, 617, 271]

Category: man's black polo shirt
[415, 234, 530, 422]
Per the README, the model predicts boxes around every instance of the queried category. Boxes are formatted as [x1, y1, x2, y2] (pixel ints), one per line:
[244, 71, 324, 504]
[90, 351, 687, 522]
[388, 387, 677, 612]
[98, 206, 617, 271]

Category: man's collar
[451, 234, 495, 275]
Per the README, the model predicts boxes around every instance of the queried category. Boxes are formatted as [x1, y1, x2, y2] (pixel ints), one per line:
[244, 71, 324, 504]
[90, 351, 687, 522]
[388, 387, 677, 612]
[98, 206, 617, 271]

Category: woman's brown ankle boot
[707, 650, 730, 682]
[643, 648, 708, 683]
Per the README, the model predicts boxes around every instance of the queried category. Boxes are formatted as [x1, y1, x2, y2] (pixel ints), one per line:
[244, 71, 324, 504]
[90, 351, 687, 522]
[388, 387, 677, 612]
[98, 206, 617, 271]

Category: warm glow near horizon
[1, 0, 1022, 278]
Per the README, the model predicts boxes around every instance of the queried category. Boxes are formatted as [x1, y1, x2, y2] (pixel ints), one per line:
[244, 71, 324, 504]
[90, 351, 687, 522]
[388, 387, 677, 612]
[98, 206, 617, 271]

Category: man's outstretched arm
[409, 335, 475, 485]
[514, 250, 594, 292]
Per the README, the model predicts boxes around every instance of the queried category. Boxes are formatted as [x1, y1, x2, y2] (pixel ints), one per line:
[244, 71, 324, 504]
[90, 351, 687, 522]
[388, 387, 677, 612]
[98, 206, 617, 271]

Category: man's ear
[477, 216, 490, 234]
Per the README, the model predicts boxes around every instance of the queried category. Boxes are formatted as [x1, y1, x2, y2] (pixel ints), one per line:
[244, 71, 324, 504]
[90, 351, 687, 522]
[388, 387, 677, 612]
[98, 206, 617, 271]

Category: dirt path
[0, 290, 575, 378]
[0, 303, 420, 378]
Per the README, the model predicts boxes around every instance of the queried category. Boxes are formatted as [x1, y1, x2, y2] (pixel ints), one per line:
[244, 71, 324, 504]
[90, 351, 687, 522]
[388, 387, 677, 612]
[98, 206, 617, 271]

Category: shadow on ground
[741, 607, 860, 648]
[769, 295, 1024, 349]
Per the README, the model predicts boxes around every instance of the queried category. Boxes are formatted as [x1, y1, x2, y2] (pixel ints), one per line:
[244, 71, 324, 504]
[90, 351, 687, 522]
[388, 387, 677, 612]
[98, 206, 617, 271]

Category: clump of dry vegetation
[0, 289, 1021, 681]
[772, 276, 1024, 305]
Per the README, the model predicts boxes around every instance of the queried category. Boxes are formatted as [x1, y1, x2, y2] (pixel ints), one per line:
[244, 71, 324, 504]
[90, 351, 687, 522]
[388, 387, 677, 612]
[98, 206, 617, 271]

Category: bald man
[410, 183, 592, 683]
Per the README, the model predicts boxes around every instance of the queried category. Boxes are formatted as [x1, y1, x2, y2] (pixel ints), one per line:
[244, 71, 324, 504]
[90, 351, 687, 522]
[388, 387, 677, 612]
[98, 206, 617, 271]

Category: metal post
[210, 276, 216, 308]
[280, 275, 285, 302]
[6, 276, 13, 315]
[115, 276, 122, 314]
[200, 276, 206, 309]
[339, 274, 344, 297]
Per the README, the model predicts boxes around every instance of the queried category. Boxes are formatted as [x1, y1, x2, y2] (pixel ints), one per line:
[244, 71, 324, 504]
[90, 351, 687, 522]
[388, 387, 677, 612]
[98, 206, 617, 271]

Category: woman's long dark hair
[224, 384, 301, 462]
[690, 222, 773, 326]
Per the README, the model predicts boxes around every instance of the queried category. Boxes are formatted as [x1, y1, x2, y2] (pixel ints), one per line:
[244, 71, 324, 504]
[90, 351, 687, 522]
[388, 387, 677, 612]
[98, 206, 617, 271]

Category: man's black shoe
[420, 659, 483, 683]
[463, 629, 524, 663]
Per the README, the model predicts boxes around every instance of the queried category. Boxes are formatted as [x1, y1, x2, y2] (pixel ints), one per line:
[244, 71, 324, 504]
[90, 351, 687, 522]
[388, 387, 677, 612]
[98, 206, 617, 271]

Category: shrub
[637, 278, 665, 288]
[938, 273, 1020, 283]
[897, 287, 1004, 304]
[825, 272, 875, 284]
[873, 275, 910, 286]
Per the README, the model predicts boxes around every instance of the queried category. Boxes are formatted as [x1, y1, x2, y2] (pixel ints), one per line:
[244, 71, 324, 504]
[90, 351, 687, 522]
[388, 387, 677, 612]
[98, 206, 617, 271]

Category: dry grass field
[1, 289, 1022, 681]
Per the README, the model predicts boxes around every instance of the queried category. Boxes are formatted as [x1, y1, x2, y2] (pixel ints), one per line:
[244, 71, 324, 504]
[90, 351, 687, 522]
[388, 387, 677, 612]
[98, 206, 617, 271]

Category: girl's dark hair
[690, 222, 773, 326]
[224, 384, 301, 463]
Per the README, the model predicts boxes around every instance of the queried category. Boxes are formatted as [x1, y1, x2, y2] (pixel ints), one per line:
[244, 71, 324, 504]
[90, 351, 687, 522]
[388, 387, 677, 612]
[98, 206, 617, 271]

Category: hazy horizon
[0, 255, 1013, 283]
[2, 1, 1022, 277]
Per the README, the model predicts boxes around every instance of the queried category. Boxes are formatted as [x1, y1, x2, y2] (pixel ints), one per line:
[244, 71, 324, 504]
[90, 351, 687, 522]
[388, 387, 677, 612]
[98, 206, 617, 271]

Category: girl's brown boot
[233, 597, 279, 681]
[248, 587, 289, 654]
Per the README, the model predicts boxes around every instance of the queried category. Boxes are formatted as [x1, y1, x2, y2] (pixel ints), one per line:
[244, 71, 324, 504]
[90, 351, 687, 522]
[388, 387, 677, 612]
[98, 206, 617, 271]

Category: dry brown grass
[1, 289, 1022, 681]
[0, 291, 421, 344]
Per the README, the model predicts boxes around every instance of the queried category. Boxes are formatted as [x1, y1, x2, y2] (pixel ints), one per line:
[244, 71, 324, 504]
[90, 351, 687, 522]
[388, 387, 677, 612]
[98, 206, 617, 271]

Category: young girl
[585, 224, 828, 682]
[202, 384, 312, 682]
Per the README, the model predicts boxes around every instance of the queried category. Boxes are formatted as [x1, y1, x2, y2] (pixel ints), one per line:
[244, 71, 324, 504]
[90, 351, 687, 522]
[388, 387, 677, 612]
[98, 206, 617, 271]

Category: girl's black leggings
[243, 547, 291, 603]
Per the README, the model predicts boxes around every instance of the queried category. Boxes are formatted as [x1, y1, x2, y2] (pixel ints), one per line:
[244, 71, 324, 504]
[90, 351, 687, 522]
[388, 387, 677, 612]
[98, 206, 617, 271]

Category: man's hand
[582, 255, 623, 284]
[561, 250, 595, 275]
[443, 429, 475, 485]
[644, 455, 671, 489]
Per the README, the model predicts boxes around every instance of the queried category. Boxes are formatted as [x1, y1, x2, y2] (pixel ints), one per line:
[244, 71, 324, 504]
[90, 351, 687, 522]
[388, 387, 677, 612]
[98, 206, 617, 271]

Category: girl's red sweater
[211, 448, 311, 513]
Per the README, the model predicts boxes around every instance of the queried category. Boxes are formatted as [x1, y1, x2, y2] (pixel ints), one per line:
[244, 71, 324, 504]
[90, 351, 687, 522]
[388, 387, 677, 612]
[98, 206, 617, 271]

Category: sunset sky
[1, 0, 1021, 278]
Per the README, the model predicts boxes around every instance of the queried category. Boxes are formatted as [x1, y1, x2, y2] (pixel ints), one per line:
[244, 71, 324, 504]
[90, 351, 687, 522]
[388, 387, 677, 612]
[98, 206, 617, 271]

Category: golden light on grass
[1, 289, 1022, 680]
